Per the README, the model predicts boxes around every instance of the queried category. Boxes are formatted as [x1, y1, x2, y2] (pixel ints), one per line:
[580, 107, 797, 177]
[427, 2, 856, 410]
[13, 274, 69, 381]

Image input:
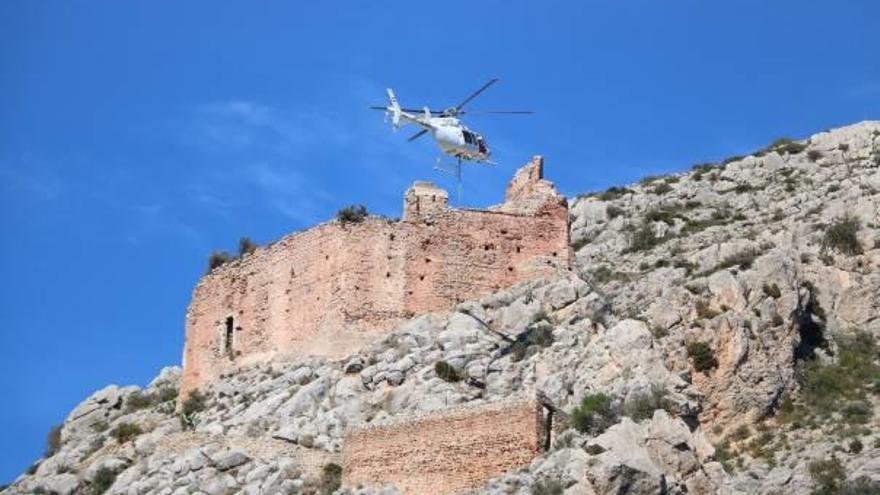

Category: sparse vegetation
[336, 204, 368, 225]
[109, 422, 143, 444]
[807, 150, 824, 162]
[597, 186, 632, 201]
[781, 331, 878, 428]
[532, 478, 565, 495]
[606, 204, 624, 219]
[179, 389, 208, 431]
[317, 463, 342, 495]
[511, 322, 555, 361]
[238, 236, 257, 256]
[126, 390, 156, 411]
[650, 182, 673, 195]
[759, 138, 807, 156]
[622, 386, 669, 422]
[687, 341, 718, 372]
[763, 283, 782, 299]
[45, 424, 62, 457]
[571, 393, 618, 435]
[717, 248, 761, 272]
[849, 438, 863, 454]
[627, 221, 662, 252]
[809, 457, 846, 495]
[434, 360, 462, 382]
[89, 466, 118, 494]
[821, 214, 862, 255]
[695, 300, 720, 320]
[206, 250, 233, 273]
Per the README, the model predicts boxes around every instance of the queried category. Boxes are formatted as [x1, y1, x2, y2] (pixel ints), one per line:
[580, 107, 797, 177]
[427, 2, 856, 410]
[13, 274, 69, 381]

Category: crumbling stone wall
[181, 157, 569, 394]
[342, 399, 543, 494]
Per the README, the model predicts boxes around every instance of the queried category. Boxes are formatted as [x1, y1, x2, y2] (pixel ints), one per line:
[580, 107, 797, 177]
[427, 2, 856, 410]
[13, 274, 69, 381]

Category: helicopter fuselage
[428, 117, 490, 163]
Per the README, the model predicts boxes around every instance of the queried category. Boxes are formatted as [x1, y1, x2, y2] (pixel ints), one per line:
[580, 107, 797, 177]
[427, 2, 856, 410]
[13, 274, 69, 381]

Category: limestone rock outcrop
[6, 121, 880, 495]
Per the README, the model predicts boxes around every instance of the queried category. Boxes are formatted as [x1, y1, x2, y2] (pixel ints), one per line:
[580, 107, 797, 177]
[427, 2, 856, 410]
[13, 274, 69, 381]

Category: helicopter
[370, 79, 532, 191]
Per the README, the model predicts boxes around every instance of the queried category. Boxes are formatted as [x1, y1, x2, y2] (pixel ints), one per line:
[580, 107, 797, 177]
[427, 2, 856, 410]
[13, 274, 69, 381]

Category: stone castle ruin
[178, 156, 570, 494]
[181, 156, 570, 394]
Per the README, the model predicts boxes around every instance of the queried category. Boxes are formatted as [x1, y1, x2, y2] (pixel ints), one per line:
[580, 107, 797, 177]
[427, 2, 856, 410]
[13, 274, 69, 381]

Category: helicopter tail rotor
[386, 89, 402, 130]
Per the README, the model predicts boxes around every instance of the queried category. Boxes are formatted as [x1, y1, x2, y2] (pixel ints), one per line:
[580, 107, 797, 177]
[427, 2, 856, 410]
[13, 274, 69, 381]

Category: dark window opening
[419, 275, 425, 281]
[516, 246, 521, 253]
[386, 272, 391, 278]
[224, 316, 234, 360]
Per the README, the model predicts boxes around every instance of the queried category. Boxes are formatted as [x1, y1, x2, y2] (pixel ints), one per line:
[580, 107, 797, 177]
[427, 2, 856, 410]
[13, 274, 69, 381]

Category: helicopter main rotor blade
[370, 106, 444, 114]
[458, 110, 534, 115]
[453, 78, 499, 113]
[407, 129, 429, 142]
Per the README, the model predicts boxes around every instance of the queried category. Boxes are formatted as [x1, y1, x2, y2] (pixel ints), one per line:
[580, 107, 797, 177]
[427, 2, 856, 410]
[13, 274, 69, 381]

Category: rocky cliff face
[6, 121, 880, 495]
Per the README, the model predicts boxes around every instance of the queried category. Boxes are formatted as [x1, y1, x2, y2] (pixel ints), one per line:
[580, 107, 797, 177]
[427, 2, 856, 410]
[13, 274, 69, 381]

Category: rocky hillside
[5, 121, 880, 495]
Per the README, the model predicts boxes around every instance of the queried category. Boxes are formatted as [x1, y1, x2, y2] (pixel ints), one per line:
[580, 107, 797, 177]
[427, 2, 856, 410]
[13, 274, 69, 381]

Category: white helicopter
[371, 79, 532, 191]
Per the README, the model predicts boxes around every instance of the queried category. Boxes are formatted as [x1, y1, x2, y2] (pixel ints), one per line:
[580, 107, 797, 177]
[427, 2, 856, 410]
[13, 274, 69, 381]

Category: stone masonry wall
[342, 399, 543, 494]
[181, 157, 570, 394]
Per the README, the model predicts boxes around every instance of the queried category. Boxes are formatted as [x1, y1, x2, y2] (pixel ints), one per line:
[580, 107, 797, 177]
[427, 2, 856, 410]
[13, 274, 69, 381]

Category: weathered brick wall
[181, 157, 570, 394]
[342, 400, 543, 494]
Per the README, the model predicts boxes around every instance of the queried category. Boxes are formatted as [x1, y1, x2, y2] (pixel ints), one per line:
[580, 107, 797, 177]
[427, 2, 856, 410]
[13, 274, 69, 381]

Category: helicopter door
[462, 130, 475, 148]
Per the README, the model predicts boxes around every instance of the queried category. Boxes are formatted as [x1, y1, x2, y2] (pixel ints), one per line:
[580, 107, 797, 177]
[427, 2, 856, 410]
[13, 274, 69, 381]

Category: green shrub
[336, 204, 368, 225]
[730, 424, 751, 442]
[238, 236, 257, 256]
[319, 463, 342, 495]
[109, 422, 142, 444]
[627, 221, 661, 252]
[687, 341, 718, 372]
[717, 248, 761, 271]
[90, 466, 117, 494]
[597, 186, 632, 201]
[157, 387, 178, 403]
[179, 389, 208, 431]
[606, 205, 624, 219]
[807, 150, 823, 162]
[126, 391, 156, 412]
[645, 205, 684, 225]
[763, 283, 782, 299]
[45, 424, 62, 457]
[760, 138, 807, 156]
[206, 251, 233, 273]
[532, 478, 565, 495]
[797, 331, 878, 423]
[181, 389, 208, 416]
[650, 182, 673, 195]
[622, 386, 669, 422]
[695, 300, 719, 320]
[822, 214, 862, 255]
[571, 393, 618, 435]
[434, 360, 461, 382]
[849, 438, 863, 454]
[809, 457, 846, 495]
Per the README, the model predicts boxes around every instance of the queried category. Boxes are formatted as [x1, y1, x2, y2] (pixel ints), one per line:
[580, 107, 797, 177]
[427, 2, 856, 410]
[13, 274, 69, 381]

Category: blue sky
[1, 0, 877, 482]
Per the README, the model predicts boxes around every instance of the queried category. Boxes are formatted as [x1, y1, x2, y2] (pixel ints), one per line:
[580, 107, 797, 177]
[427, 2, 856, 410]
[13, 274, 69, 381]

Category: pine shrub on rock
[89, 466, 118, 494]
[45, 424, 62, 457]
[687, 341, 718, 372]
[434, 360, 461, 382]
[822, 214, 862, 255]
[109, 422, 143, 444]
[571, 393, 618, 435]
[532, 478, 565, 495]
[336, 205, 368, 225]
